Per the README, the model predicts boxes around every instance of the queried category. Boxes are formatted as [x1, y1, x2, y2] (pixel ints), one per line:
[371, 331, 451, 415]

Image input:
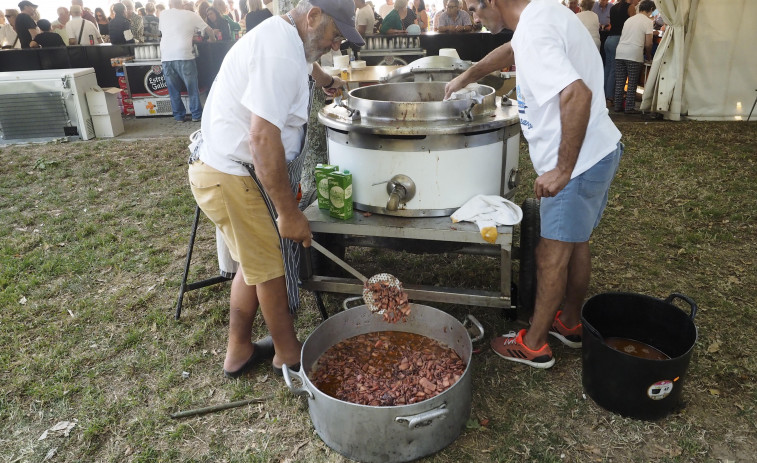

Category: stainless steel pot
[284, 302, 483, 463]
[319, 81, 521, 216]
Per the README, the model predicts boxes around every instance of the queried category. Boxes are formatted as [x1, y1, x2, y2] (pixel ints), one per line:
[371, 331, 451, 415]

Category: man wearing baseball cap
[15, 1, 39, 48]
[187, 0, 362, 379]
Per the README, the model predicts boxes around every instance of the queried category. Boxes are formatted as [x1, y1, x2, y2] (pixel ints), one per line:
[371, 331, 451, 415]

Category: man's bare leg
[256, 275, 302, 369]
[560, 241, 590, 328]
[224, 271, 260, 371]
[523, 238, 574, 350]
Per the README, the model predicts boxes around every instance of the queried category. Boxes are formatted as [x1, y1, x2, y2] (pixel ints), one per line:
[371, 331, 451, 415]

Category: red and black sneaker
[490, 329, 555, 369]
[549, 310, 583, 348]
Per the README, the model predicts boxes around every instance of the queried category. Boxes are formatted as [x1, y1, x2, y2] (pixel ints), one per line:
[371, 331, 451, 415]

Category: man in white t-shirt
[66, 5, 102, 44]
[378, 0, 394, 18]
[1, 9, 21, 49]
[355, 0, 375, 37]
[187, 0, 360, 378]
[50, 7, 69, 45]
[159, 0, 215, 122]
[447, 0, 622, 369]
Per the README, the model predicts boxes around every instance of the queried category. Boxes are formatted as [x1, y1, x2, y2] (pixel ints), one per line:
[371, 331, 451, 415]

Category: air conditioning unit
[0, 68, 99, 141]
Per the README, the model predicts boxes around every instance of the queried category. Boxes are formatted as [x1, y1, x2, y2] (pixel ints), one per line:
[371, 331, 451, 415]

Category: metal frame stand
[301, 204, 516, 317]
[175, 205, 232, 319]
[748, 91, 757, 122]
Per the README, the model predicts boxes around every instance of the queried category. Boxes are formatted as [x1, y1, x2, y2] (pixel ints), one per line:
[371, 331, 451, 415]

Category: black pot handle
[664, 293, 698, 321]
[583, 321, 604, 343]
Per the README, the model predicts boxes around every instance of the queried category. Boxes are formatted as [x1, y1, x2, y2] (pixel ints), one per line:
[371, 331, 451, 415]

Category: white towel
[451, 195, 523, 244]
[216, 227, 239, 277]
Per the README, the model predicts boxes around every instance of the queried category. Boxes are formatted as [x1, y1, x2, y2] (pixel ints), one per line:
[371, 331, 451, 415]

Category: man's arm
[29, 27, 39, 40]
[310, 62, 345, 94]
[444, 41, 513, 99]
[249, 115, 311, 246]
[533, 79, 591, 199]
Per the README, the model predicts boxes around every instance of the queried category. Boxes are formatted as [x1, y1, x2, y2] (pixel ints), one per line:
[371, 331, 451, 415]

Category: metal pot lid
[318, 82, 519, 135]
[379, 56, 472, 83]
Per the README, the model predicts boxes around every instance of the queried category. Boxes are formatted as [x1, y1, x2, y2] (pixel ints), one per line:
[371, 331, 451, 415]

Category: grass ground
[0, 121, 755, 462]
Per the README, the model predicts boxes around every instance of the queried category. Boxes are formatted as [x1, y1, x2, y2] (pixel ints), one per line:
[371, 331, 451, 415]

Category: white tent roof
[641, 0, 757, 121]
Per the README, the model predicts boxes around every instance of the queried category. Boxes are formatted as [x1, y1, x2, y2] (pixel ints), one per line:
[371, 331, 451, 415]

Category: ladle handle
[310, 240, 368, 283]
[664, 293, 698, 320]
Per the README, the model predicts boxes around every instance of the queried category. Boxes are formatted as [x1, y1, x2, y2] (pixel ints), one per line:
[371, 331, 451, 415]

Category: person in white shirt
[378, 0, 393, 18]
[613, 0, 654, 113]
[447, 0, 622, 369]
[1, 9, 21, 48]
[188, 0, 360, 379]
[355, 0, 375, 37]
[159, 0, 215, 122]
[576, 0, 600, 50]
[66, 5, 102, 44]
[50, 7, 70, 44]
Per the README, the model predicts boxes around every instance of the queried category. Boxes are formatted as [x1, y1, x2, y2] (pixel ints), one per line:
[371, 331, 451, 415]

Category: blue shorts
[540, 142, 624, 242]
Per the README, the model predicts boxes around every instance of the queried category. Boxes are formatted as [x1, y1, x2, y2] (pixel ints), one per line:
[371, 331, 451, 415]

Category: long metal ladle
[310, 240, 403, 313]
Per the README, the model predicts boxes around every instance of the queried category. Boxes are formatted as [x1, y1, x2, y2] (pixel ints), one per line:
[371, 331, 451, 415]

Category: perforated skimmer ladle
[310, 240, 403, 313]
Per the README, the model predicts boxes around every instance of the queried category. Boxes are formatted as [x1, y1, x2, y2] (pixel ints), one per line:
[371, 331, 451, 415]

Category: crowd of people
[0, 0, 273, 48]
[560, 0, 665, 113]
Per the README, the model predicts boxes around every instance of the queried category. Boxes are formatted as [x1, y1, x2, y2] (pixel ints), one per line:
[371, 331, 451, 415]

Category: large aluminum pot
[284, 302, 483, 463]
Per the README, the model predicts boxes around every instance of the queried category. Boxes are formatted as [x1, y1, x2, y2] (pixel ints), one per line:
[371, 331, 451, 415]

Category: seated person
[434, 0, 471, 33]
[30, 19, 66, 47]
[380, 0, 409, 34]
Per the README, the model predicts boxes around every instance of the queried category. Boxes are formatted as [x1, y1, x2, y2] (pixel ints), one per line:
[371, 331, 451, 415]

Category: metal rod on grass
[170, 396, 273, 419]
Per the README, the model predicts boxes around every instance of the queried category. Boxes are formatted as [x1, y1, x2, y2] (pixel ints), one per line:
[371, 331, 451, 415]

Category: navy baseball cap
[18, 1, 37, 9]
[311, 0, 365, 47]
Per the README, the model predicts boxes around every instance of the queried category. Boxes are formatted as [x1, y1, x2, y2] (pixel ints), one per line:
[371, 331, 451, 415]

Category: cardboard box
[92, 110, 125, 138]
[86, 87, 122, 116]
[328, 170, 353, 220]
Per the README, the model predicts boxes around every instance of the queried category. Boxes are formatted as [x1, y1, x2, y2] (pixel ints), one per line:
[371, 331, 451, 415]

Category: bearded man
[187, 0, 359, 378]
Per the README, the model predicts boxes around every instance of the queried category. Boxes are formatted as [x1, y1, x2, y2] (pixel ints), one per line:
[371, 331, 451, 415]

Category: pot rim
[299, 303, 474, 409]
[582, 291, 698, 361]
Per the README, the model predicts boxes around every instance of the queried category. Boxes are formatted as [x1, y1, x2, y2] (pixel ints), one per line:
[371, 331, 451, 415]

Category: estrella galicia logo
[144, 65, 169, 98]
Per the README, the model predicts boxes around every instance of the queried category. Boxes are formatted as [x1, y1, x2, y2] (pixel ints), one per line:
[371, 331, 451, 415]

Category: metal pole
[175, 205, 202, 319]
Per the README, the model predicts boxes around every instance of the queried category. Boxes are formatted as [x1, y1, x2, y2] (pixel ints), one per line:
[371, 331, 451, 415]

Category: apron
[188, 79, 315, 315]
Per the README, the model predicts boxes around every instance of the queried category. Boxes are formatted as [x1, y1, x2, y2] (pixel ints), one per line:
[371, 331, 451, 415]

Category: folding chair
[174, 205, 232, 319]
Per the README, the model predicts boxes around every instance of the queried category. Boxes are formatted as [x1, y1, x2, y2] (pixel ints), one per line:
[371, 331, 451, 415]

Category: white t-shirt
[158, 9, 209, 61]
[576, 11, 600, 50]
[379, 3, 393, 18]
[356, 4, 375, 35]
[511, 0, 620, 178]
[51, 19, 69, 44]
[199, 16, 311, 176]
[616, 13, 653, 63]
[65, 17, 102, 44]
[0, 24, 20, 48]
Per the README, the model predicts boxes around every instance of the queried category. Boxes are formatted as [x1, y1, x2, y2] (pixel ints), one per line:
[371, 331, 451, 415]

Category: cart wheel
[518, 198, 540, 319]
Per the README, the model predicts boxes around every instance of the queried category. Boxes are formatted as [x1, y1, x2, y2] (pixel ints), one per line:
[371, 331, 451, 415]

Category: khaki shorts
[188, 160, 284, 285]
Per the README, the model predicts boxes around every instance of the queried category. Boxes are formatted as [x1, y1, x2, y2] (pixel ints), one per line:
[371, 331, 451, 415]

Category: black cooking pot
[581, 292, 697, 420]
